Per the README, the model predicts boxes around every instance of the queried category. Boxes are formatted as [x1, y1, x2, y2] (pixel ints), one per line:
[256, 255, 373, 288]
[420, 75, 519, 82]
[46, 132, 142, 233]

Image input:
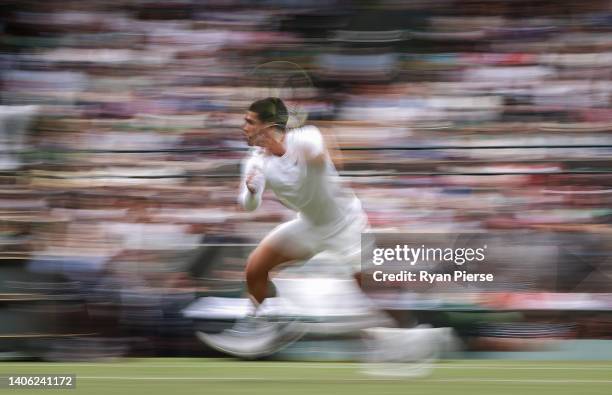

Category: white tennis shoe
[197, 315, 306, 359]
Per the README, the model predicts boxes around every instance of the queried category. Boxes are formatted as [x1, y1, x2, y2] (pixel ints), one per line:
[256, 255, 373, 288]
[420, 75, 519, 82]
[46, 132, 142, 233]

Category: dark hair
[248, 97, 288, 131]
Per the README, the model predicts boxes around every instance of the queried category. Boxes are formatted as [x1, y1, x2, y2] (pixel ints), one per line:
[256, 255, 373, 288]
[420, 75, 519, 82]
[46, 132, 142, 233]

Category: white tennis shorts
[264, 212, 369, 273]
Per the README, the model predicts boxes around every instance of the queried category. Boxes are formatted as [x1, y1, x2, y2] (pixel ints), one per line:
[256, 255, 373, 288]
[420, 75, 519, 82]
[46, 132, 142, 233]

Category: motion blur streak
[0, 0, 611, 362]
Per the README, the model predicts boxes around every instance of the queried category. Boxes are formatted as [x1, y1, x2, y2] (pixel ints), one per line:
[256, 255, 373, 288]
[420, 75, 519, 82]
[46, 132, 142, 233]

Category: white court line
[2, 363, 612, 370]
[435, 379, 612, 384]
[73, 376, 612, 384]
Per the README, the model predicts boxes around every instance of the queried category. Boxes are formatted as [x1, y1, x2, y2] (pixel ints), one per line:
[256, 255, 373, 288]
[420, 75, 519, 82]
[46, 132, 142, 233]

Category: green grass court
[1, 359, 611, 394]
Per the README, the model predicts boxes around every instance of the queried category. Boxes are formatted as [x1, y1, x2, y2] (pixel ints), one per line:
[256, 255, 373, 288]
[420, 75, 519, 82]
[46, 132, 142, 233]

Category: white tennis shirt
[239, 125, 365, 232]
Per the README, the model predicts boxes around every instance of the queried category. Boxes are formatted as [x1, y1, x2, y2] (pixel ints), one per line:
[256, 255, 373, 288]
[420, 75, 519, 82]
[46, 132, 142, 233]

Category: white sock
[247, 295, 261, 316]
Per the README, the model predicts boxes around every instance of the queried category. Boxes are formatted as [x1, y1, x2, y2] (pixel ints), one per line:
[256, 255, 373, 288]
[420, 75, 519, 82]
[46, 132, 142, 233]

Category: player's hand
[246, 173, 257, 194]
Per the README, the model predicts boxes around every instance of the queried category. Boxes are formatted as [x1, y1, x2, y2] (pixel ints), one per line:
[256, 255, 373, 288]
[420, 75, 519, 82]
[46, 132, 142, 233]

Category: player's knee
[245, 253, 266, 283]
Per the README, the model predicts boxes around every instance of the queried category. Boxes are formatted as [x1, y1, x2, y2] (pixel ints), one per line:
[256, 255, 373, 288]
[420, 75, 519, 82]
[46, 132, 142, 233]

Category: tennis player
[197, 97, 370, 357]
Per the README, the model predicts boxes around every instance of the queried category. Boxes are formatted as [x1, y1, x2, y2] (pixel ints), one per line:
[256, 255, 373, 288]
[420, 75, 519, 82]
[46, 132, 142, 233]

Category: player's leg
[245, 218, 315, 306]
[196, 219, 315, 358]
[328, 217, 456, 376]
[245, 241, 304, 305]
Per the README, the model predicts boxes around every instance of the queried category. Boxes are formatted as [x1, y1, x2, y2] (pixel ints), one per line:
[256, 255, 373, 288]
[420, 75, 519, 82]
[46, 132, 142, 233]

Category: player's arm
[313, 122, 343, 170]
[300, 126, 327, 168]
[238, 151, 265, 211]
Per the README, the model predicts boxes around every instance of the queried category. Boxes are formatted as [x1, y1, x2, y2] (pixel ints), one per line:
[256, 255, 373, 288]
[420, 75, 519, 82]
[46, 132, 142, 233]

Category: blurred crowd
[0, 0, 612, 358]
